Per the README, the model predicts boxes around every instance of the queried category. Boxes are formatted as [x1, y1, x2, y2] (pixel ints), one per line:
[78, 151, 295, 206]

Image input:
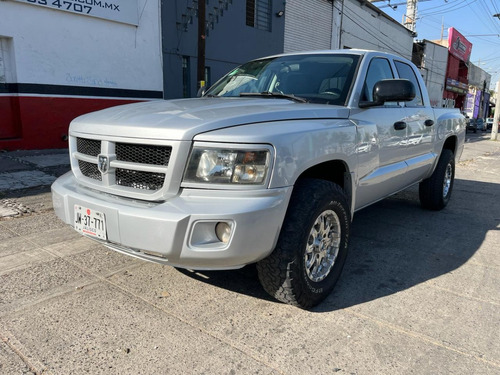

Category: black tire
[419, 149, 455, 210]
[256, 179, 351, 309]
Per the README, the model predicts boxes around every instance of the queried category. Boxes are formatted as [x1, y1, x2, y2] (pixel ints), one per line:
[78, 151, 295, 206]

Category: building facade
[433, 28, 472, 110]
[162, 0, 286, 99]
[165, 0, 415, 98]
[0, 0, 163, 150]
[412, 40, 448, 108]
[333, 0, 415, 59]
[466, 62, 492, 119]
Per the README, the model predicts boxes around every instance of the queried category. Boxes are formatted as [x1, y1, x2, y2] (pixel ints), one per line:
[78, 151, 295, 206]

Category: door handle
[394, 121, 407, 130]
[424, 119, 434, 127]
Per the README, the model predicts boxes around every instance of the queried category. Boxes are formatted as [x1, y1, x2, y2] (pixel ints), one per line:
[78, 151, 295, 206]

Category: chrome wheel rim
[304, 210, 341, 282]
[443, 163, 453, 198]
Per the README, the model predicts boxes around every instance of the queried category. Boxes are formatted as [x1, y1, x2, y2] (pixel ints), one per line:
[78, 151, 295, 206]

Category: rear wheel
[419, 149, 455, 210]
[257, 179, 351, 309]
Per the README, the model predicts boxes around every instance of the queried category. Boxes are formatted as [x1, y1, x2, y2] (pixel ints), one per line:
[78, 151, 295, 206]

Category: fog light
[215, 222, 232, 244]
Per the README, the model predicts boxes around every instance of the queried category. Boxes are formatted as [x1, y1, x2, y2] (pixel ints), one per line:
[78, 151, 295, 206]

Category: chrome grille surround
[70, 133, 190, 201]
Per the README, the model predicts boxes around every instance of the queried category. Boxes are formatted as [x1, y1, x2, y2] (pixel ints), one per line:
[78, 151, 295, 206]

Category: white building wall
[340, 1, 413, 60]
[420, 41, 448, 108]
[469, 63, 492, 89]
[283, 0, 413, 59]
[0, 0, 162, 91]
[284, 0, 334, 53]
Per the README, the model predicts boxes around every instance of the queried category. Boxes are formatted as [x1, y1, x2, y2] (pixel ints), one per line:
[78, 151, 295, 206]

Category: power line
[419, 0, 479, 18]
[333, 2, 406, 55]
[475, 0, 500, 35]
[416, 0, 465, 14]
[340, 2, 413, 56]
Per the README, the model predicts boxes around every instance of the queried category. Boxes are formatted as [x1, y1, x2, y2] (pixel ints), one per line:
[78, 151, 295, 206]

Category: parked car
[486, 117, 494, 130]
[51, 50, 465, 308]
[476, 118, 486, 132]
[466, 118, 477, 133]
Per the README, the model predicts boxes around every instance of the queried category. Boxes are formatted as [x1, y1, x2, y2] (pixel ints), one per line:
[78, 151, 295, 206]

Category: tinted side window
[362, 58, 394, 102]
[395, 61, 423, 106]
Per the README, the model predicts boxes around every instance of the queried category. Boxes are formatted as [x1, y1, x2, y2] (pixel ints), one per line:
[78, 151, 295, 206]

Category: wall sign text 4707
[13, 0, 139, 25]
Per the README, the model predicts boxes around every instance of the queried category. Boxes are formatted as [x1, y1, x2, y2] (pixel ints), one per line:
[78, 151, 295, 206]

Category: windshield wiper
[240, 92, 308, 103]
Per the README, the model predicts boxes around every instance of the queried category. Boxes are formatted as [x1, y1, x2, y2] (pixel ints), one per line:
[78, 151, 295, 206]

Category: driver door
[351, 57, 409, 210]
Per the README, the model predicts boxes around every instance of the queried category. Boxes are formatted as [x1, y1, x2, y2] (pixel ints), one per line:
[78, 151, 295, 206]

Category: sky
[372, 0, 500, 90]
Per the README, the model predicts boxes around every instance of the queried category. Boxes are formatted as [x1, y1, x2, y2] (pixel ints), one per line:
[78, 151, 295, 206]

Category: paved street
[1, 133, 499, 374]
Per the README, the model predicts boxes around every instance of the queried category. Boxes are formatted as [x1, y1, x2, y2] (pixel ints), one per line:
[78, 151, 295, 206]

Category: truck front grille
[116, 143, 171, 166]
[73, 137, 174, 197]
[77, 138, 101, 157]
[116, 168, 166, 190]
[78, 160, 102, 181]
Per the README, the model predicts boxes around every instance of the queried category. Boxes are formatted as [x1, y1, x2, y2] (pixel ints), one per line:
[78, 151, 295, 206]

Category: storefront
[442, 28, 472, 111]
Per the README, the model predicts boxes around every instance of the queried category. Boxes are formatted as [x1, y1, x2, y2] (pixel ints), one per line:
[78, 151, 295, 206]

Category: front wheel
[257, 179, 351, 309]
[419, 149, 455, 210]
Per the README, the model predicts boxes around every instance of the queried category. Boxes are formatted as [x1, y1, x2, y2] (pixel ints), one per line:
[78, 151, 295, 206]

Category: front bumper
[52, 172, 292, 270]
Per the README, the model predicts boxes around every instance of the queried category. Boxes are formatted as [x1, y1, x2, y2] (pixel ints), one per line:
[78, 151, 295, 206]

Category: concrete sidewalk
[0, 133, 499, 374]
[0, 149, 70, 218]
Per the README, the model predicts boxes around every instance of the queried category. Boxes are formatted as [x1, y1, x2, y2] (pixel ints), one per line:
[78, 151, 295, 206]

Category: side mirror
[359, 79, 415, 108]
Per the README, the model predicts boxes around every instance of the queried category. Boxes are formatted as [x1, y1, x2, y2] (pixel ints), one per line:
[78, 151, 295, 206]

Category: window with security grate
[246, 0, 272, 32]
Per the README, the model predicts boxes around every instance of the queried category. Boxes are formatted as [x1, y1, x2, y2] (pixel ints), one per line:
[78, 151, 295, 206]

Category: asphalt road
[1, 132, 499, 374]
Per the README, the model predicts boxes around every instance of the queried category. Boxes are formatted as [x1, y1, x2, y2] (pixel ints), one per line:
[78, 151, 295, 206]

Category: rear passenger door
[351, 57, 408, 210]
[394, 60, 435, 182]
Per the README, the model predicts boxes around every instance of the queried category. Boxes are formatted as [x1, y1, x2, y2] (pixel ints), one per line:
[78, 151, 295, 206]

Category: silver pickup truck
[52, 50, 465, 308]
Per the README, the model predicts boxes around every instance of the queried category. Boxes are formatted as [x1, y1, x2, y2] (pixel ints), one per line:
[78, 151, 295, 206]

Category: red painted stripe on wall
[0, 96, 21, 139]
[0, 96, 144, 150]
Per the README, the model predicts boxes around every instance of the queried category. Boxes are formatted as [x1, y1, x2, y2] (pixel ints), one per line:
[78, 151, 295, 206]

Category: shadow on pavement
[176, 265, 275, 303]
[177, 177, 499, 311]
[464, 132, 494, 143]
[319, 177, 499, 312]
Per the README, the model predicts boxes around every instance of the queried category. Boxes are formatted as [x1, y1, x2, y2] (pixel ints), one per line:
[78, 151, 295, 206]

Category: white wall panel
[340, 1, 413, 59]
[285, 0, 413, 59]
[284, 0, 333, 53]
[0, 0, 162, 91]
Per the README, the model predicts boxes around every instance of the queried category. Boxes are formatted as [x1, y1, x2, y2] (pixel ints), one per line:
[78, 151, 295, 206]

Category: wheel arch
[295, 160, 353, 213]
[443, 135, 457, 155]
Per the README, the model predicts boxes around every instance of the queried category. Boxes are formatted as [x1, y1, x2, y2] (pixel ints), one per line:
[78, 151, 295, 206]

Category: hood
[70, 97, 350, 141]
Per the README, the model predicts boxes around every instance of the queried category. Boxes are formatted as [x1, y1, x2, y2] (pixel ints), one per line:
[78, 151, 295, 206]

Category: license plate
[74, 205, 107, 240]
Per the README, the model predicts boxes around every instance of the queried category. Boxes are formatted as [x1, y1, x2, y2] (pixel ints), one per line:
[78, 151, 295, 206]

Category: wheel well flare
[298, 160, 348, 190]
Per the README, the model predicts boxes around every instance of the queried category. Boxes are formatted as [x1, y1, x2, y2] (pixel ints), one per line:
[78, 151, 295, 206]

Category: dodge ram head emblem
[98, 155, 109, 174]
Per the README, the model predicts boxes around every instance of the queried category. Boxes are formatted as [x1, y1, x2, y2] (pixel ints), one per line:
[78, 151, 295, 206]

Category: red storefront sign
[448, 28, 472, 62]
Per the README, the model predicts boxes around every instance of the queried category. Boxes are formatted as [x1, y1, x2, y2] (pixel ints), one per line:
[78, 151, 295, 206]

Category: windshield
[205, 54, 360, 106]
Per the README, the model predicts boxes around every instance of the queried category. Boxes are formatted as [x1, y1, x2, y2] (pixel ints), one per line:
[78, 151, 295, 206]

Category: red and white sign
[448, 28, 472, 62]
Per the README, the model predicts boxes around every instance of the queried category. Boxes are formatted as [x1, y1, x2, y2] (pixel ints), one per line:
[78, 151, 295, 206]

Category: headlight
[183, 144, 271, 186]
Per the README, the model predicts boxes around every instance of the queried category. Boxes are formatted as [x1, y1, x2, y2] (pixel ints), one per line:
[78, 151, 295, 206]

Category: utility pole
[404, 0, 417, 32]
[493, 15, 500, 140]
[197, 0, 206, 90]
[440, 17, 444, 42]
[340, 0, 345, 49]
[492, 80, 499, 141]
